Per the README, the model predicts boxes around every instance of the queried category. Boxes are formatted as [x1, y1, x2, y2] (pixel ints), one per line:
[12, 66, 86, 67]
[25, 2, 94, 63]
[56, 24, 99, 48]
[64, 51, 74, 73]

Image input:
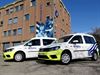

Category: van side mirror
[72, 40, 79, 44]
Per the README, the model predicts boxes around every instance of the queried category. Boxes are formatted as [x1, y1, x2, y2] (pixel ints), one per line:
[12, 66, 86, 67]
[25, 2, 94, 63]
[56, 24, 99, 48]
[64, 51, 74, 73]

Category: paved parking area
[0, 54, 100, 75]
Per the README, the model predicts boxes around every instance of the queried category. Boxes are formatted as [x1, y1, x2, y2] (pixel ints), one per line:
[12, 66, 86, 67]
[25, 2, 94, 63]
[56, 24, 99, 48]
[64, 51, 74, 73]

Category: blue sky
[0, 0, 14, 6]
[62, 0, 100, 33]
[0, 0, 100, 33]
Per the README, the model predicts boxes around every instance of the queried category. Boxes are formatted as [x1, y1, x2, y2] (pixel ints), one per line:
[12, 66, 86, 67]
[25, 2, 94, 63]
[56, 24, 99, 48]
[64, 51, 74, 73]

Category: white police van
[3, 37, 56, 62]
[38, 33, 99, 64]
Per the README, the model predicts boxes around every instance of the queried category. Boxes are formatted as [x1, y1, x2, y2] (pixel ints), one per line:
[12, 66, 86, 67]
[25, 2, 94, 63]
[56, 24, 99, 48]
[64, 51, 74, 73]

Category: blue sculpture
[36, 16, 54, 37]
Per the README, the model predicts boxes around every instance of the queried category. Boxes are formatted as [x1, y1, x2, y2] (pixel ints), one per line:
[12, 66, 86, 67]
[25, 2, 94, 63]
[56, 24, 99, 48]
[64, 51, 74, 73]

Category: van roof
[31, 37, 57, 40]
[62, 33, 94, 38]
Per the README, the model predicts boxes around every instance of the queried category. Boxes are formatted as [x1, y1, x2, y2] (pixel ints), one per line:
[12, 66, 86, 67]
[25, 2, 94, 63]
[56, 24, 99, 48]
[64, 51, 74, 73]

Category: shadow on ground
[36, 58, 95, 65]
[4, 58, 38, 62]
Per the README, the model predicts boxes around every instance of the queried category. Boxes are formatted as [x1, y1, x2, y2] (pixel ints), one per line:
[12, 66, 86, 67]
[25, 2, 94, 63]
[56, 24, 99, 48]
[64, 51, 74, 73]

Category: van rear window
[84, 36, 95, 44]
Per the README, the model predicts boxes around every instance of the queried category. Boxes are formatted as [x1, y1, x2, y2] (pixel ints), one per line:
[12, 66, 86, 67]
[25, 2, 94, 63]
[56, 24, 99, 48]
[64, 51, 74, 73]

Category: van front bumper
[3, 51, 16, 60]
[38, 49, 63, 61]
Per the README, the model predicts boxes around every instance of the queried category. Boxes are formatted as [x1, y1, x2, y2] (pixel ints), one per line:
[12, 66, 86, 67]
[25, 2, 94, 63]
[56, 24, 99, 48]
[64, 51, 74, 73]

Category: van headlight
[51, 46, 60, 50]
[4, 48, 14, 52]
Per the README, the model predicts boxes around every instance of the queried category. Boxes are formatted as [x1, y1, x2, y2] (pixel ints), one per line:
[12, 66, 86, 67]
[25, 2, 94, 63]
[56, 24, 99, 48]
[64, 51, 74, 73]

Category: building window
[25, 14, 30, 20]
[46, 2, 51, 6]
[0, 21, 3, 27]
[13, 41, 21, 46]
[8, 18, 12, 24]
[18, 28, 22, 35]
[62, 31, 65, 37]
[30, 26, 35, 33]
[20, 4, 24, 10]
[23, 40, 28, 43]
[62, 19, 64, 22]
[13, 29, 17, 36]
[13, 17, 18, 24]
[4, 31, 7, 36]
[0, 12, 1, 16]
[55, 10, 59, 18]
[15, 6, 19, 12]
[8, 30, 11, 36]
[60, 4, 62, 7]
[31, 0, 36, 6]
[1, 21, 3, 25]
[3, 42, 10, 50]
[6, 9, 9, 14]
[9, 8, 14, 13]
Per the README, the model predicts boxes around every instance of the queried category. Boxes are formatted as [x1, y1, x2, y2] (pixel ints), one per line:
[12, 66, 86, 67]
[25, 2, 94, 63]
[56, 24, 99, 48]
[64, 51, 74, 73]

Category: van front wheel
[61, 53, 71, 64]
[14, 52, 24, 62]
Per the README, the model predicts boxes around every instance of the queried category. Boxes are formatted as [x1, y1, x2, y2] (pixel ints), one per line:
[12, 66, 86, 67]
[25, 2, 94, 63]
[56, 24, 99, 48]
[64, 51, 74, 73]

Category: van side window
[26, 39, 40, 46]
[84, 36, 95, 44]
[43, 39, 54, 45]
[69, 35, 83, 44]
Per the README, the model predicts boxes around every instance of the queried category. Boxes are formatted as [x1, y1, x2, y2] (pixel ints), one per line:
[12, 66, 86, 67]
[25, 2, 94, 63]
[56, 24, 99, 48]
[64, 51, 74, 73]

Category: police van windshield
[57, 35, 73, 43]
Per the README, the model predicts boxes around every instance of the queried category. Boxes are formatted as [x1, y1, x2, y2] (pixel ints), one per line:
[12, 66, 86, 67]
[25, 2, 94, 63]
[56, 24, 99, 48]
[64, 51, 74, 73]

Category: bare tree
[90, 27, 100, 54]
[91, 27, 100, 35]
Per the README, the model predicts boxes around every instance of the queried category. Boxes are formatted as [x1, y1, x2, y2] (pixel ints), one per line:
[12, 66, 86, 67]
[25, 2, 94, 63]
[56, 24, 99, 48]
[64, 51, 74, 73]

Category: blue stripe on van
[88, 44, 97, 56]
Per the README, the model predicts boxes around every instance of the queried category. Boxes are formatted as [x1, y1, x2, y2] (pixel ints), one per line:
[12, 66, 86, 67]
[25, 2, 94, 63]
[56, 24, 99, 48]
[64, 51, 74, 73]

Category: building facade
[0, 0, 70, 51]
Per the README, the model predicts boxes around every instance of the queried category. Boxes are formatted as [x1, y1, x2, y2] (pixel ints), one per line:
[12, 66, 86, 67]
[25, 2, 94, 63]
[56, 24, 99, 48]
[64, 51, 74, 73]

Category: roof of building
[0, 0, 70, 16]
[59, 0, 70, 16]
[0, 0, 23, 10]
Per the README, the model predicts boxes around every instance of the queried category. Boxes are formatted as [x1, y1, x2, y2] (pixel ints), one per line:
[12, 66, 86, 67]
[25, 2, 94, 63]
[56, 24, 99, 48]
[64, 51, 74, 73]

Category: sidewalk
[0, 52, 2, 57]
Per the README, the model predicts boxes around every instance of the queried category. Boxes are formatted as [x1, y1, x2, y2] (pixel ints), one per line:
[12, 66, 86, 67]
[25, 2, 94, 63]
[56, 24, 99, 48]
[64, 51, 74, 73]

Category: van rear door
[83, 36, 97, 57]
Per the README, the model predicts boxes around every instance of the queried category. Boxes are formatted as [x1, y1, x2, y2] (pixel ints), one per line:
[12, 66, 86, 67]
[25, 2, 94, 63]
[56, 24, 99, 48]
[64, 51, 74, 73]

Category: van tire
[91, 52, 98, 61]
[14, 52, 25, 62]
[61, 52, 71, 64]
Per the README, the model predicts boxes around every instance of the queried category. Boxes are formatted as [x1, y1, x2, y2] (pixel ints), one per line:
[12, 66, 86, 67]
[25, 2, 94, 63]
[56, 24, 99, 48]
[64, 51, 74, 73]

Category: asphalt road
[0, 54, 100, 75]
